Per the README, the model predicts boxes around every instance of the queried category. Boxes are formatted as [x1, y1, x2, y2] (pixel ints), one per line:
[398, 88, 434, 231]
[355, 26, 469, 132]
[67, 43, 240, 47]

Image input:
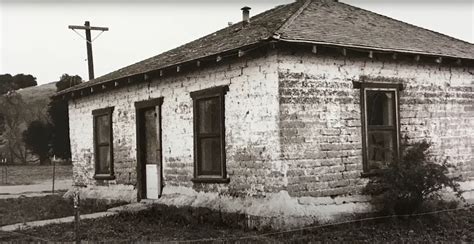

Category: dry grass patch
[1, 204, 472, 243]
[0, 165, 71, 185]
[0, 194, 125, 226]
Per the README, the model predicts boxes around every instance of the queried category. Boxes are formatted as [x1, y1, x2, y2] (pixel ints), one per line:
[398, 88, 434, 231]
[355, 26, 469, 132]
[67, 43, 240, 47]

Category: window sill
[192, 177, 230, 184]
[94, 174, 115, 180]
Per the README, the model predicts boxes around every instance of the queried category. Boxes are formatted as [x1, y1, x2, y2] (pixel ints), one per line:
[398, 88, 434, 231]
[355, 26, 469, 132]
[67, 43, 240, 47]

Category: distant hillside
[17, 81, 58, 123]
[17, 81, 57, 105]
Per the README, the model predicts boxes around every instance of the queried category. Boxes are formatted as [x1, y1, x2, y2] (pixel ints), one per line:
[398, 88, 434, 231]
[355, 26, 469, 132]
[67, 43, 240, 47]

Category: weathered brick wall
[400, 83, 473, 179]
[69, 45, 473, 207]
[278, 50, 474, 198]
[68, 47, 473, 226]
[68, 51, 285, 200]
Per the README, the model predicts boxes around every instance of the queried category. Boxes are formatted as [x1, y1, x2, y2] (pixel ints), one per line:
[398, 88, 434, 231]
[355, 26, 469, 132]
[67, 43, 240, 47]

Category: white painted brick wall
[69, 52, 283, 200]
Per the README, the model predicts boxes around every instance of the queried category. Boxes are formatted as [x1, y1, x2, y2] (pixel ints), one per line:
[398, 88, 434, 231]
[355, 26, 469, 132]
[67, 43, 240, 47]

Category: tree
[0, 74, 15, 95]
[56, 74, 82, 92]
[23, 120, 52, 165]
[11, 74, 37, 89]
[48, 74, 82, 160]
[48, 99, 71, 160]
[0, 92, 31, 164]
[0, 73, 37, 95]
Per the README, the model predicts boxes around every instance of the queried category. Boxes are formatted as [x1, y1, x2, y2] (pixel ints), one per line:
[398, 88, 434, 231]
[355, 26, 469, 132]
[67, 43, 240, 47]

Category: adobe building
[56, 0, 474, 229]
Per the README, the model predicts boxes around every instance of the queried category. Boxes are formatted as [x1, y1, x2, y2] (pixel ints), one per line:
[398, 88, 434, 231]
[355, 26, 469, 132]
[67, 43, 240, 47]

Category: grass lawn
[0, 165, 72, 185]
[0, 195, 125, 226]
[1, 204, 472, 243]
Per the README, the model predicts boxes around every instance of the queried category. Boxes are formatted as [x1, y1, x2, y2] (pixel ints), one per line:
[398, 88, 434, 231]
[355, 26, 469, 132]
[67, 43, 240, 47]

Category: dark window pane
[367, 131, 395, 170]
[198, 137, 221, 175]
[198, 97, 220, 134]
[96, 115, 110, 144]
[97, 145, 110, 174]
[366, 91, 395, 126]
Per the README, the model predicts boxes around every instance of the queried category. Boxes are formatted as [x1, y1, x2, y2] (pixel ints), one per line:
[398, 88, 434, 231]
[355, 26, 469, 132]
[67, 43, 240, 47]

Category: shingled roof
[58, 0, 474, 97]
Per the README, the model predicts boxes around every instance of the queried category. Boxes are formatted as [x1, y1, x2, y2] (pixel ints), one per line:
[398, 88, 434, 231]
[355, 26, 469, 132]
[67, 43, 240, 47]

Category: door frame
[134, 97, 164, 201]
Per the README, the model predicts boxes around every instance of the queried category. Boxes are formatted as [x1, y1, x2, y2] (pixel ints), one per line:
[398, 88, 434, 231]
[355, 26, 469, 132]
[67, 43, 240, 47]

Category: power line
[71, 29, 106, 44]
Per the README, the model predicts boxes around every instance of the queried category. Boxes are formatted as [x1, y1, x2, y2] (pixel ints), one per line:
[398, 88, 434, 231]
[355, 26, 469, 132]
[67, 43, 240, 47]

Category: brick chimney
[241, 6, 251, 27]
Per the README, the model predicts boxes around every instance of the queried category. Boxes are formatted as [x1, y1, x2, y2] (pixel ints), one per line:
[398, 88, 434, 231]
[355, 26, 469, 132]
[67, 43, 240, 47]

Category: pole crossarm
[68, 21, 109, 80]
[68, 25, 109, 31]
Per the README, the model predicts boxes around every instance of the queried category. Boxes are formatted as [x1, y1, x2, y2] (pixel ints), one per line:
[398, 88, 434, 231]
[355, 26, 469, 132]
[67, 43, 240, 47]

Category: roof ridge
[274, 0, 312, 36]
[338, 1, 474, 46]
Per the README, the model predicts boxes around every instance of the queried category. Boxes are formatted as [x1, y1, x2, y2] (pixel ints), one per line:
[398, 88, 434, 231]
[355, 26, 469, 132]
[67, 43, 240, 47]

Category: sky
[1, 0, 473, 85]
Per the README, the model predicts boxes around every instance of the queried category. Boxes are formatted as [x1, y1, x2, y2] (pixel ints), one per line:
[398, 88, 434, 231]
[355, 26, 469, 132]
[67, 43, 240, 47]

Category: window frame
[356, 82, 402, 175]
[92, 107, 115, 180]
[190, 85, 229, 183]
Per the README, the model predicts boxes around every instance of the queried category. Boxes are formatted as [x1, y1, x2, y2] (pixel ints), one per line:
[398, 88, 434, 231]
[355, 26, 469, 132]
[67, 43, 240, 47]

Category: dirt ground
[1, 204, 472, 243]
[0, 165, 72, 186]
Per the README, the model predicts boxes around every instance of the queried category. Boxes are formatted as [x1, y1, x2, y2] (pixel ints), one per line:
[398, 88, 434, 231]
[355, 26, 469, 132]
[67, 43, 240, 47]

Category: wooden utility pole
[52, 155, 56, 194]
[68, 21, 109, 80]
[1, 158, 6, 184]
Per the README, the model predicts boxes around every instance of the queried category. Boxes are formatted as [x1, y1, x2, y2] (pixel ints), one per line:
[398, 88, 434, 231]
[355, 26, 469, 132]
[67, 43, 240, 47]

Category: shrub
[364, 140, 463, 215]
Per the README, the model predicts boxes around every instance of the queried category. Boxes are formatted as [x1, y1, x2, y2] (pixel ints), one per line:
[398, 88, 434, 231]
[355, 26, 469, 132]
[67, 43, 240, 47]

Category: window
[92, 107, 114, 179]
[358, 83, 402, 173]
[190, 85, 229, 183]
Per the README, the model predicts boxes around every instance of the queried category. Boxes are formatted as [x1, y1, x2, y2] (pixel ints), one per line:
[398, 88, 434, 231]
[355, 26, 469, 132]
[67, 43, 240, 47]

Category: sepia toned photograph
[1, 0, 473, 242]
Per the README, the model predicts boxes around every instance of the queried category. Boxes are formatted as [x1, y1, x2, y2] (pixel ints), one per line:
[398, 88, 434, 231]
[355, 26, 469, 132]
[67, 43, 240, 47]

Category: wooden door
[135, 98, 163, 200]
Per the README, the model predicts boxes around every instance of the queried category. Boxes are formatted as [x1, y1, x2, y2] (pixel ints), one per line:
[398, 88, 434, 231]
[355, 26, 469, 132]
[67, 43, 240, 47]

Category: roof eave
[277, 37, 474, 61]
[54, 37, 473, 101]
[52, 41, 270, 100]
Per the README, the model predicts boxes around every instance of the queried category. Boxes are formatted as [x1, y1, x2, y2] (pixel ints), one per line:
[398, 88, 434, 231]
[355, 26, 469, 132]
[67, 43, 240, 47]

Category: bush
[364, 140, 463, 215]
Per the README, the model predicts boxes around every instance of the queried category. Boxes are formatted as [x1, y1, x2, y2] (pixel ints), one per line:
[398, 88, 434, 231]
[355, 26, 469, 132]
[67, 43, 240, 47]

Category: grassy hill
[17, 81, 57, 105]
[16, 81, 58, 123]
